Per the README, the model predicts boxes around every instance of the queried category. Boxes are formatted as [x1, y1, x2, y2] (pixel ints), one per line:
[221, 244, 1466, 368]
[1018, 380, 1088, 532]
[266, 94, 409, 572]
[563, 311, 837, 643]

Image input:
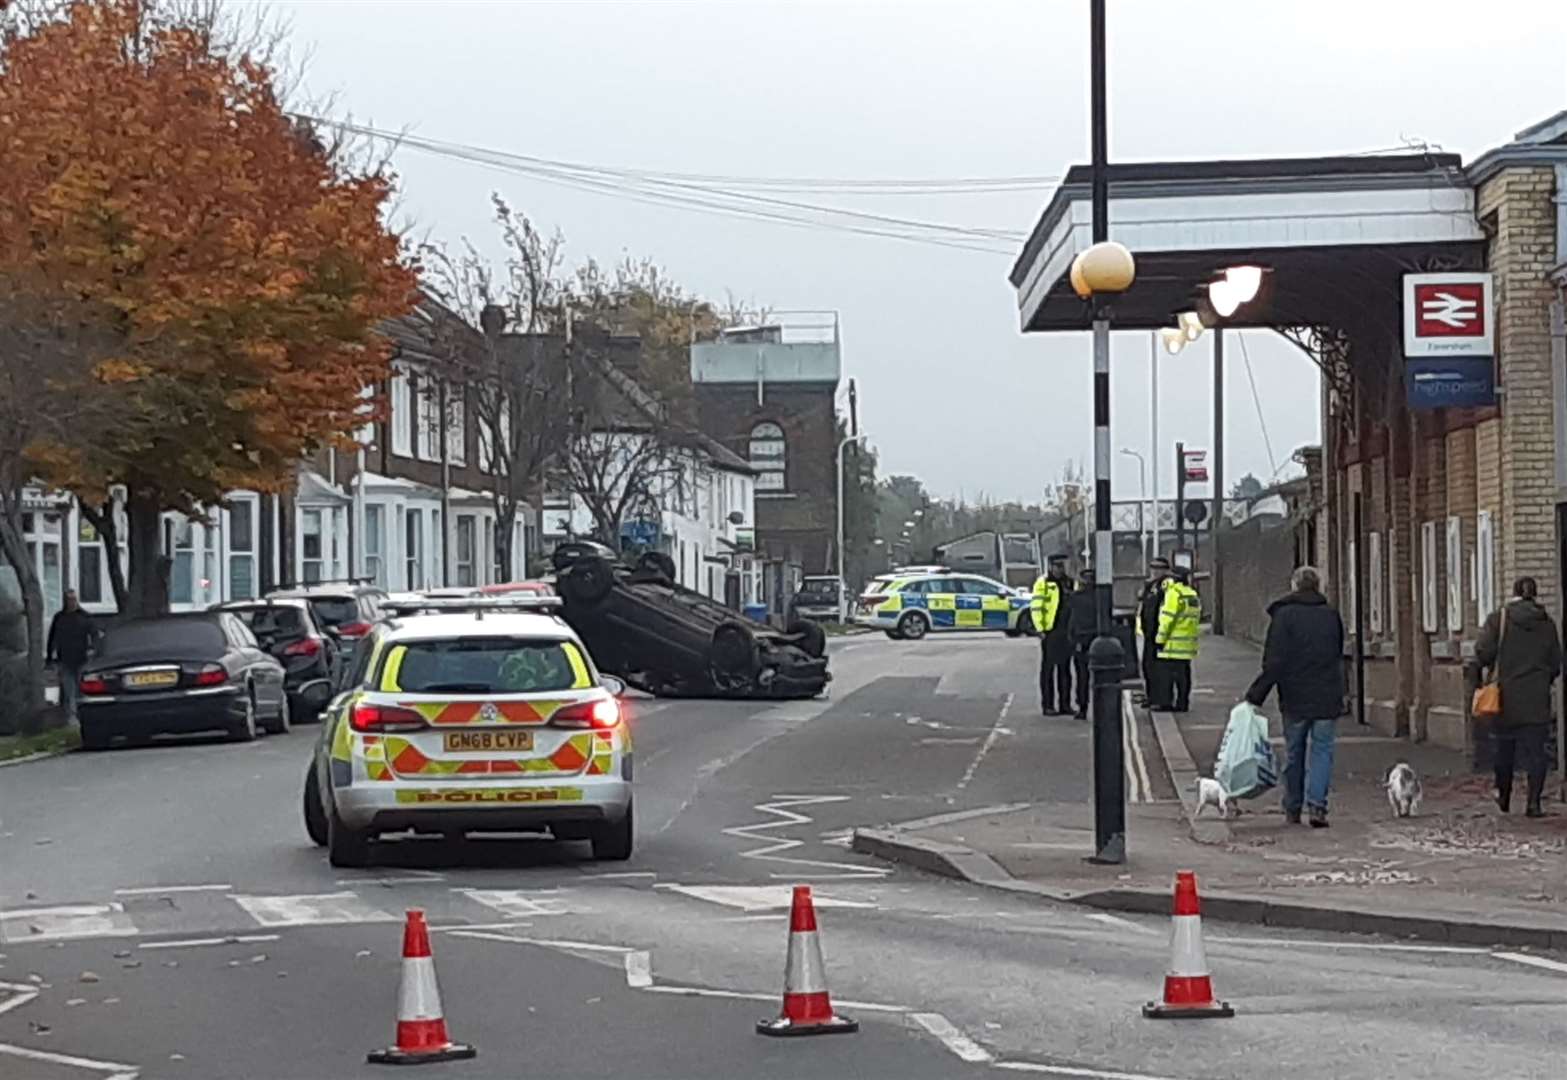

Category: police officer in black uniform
[1040, 554, 1076, 715]
[1138, 557, 1171, 705]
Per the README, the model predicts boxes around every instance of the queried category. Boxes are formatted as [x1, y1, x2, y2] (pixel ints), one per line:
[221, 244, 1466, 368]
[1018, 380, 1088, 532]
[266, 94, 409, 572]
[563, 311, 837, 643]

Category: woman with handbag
[1471, 577, 1562, 817]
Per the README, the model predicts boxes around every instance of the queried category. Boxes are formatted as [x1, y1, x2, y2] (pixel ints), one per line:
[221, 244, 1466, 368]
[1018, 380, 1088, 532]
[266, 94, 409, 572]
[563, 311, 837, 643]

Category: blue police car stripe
[931, 610, 956, 628]
[902, 593, 929, 609]
[982, 610, 1009, 627]
[1009, 596, 1029, 609]
[956, 595, 981, 610]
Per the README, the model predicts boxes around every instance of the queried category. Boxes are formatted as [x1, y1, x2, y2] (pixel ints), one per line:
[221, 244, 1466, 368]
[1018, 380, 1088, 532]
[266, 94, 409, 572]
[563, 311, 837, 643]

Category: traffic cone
[1142, 871, 1234, 1019]
[756, 885, 859, 1036]
[368, 909, 478, 1065]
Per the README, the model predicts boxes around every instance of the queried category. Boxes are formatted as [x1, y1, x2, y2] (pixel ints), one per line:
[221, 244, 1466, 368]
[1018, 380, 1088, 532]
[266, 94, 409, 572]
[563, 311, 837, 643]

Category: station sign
[1403, 273, 1496, 410]
[1181, 449, 1208, 483]
[1406, 357, 1497, 410]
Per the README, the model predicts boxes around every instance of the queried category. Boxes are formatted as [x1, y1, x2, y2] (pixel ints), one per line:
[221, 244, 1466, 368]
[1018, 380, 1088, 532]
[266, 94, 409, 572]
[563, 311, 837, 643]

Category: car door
[922, 578, 960, 630]
[957, 577, 1013, 630]
[227, 615, 283, 709]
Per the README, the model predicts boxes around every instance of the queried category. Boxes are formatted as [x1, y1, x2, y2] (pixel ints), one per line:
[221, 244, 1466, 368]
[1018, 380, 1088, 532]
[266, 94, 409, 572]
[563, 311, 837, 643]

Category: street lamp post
[1121, 448, 1147, 569]
[836, 432, 869, 623]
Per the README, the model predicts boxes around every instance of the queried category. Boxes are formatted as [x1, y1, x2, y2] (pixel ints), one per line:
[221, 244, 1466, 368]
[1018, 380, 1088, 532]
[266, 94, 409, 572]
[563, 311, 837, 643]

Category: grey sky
[279, 0, 1567, 504]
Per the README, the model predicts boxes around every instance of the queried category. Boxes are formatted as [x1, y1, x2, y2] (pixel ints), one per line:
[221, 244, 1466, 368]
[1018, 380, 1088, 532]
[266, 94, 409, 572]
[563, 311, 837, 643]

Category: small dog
[1385, 761, 1422, 818]
[1195, 777, 1230, 819]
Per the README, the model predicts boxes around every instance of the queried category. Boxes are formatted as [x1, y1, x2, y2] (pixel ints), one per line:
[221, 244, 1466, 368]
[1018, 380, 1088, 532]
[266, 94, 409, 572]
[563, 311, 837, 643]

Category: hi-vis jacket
[1156, 582, 1202, 661]
[1030, 575, 1062, 634]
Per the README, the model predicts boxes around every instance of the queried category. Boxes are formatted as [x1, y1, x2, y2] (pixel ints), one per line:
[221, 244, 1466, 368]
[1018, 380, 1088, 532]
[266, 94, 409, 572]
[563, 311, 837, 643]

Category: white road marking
[457, 889, 582, 919]
[996, 1062, 1184, 1080]
[139, 934, 278, 951]
[445, 932, 631, 954]
[230, 892, 395, 927]
[656, 884, 877, 912]
[1123, 690, 1154, 800]
[644, 984, 905, 1012]
[0, 981, 39, 1018]
[889, 803, 1031, 832]
[334, 875, 447, 887]
[579, 870, 657, 879]
[1210, 936, 1490, 955]
[1084, 912, 1157, 935]
[0, 1041, 139, 1074]
[429, 921, 534, 933]
[911, 1012, 993, 1064]
[1495, 951, 1567, 974]
[956, 693, 1013, 792]
[723, 794, 891, 878]
[113, 883, 231, 896]
[0, 903, 138, 942]
[1120, 712, 1143, 804]
[624, 950, 653, 988]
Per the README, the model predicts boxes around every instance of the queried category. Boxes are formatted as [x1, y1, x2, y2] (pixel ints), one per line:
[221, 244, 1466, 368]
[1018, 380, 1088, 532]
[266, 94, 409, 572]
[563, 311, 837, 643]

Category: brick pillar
[1390, 407, 1415, 738]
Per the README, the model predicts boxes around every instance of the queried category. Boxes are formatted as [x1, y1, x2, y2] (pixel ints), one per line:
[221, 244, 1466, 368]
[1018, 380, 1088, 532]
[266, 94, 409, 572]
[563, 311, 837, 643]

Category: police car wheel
[897, 611, 930, 640]
[327, 800, 372, 867]
[590, 801, 634, 861]
[302, 763, 327, 847]
[884, 630, 903, 641]
[1016, 610, 1035, 635]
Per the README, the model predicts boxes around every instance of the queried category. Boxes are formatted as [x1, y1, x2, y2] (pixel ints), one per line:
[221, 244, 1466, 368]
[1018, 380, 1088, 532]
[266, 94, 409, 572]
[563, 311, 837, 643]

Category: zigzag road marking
[722, 794, 892, 879]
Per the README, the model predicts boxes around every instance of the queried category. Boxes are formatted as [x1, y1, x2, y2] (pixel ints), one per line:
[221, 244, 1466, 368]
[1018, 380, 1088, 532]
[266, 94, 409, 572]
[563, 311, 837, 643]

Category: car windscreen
[307, 597, 360, 627]
[227, 607, 307, 639]
[388, 638, 581, 694]
[99, 618, 226, 658]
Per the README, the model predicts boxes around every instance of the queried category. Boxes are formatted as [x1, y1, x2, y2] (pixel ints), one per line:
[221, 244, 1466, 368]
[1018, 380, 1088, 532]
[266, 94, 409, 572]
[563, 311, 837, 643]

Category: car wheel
[562, 557, 615, 606]
[897, 611, 930, 640]
[634, 551, 677, 582]
[787, 619, 827, 659]
[302, 763, 328, 847]
[327, 799, 372, 867]
[1015, 610, 1035, 636]
[227, 692, 258, 742]
[590, 802, 634, 861]
[884, 629, 904, 641]
[711, 622, 759, 677]
[79, 720, 111, 751]
[264, 693, 291, 736]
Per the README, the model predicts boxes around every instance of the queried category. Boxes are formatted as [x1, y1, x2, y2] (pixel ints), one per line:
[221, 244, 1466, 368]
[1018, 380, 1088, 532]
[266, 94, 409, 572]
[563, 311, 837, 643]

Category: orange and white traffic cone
[756, 885, 859, 1037]
[1142, 871, 1234, 1019]
[368, 909, 479, 1065]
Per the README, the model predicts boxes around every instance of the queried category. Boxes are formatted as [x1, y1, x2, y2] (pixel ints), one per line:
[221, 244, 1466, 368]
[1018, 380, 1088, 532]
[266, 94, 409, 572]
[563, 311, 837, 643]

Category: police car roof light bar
[379, 596, 566, 618]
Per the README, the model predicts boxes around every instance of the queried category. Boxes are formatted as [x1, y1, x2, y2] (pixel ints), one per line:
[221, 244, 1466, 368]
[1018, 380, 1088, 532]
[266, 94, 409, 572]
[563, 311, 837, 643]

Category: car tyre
[788, 619, 827, 659]
[897, 611, 931, 640]
[227, 692, 258, 743]
[590, 802, 634, 861]
[327, 799, 372, 867]
[884, 629, 904, 641]
[264, 694, 291, 736]
[1015, 610, 1035, 636]
[634, 551, 677, 582]
[303, 763, 328, 847]
[711, 622, 759, 677]
[562, 557, 616, 606]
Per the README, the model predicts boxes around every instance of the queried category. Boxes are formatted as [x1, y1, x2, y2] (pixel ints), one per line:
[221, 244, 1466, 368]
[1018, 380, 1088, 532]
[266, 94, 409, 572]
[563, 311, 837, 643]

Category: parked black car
[267, 583, 387, 647]
[213, 598, 338, 719]
[77, 613, 289, 749]
[552, 542, 829, 700]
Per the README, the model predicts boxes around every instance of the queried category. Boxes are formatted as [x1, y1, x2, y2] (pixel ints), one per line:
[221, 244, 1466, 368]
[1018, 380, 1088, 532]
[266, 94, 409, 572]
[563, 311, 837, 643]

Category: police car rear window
[386, 638, 580, 694]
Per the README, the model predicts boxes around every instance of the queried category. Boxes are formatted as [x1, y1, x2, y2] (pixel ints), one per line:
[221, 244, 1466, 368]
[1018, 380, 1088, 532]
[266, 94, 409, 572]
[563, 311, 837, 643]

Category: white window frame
[749, 422, 786, 493]
[416, 376, 439, 463]
[405, 508, 425, 589]
[390, 369, 413, 458]
[201, 513, 222, 608]
[1476, 510, 1496, 623]
[446, 390, 466, 467]
[1445, 515, 1463, 633]
[227, 495, 258, 601]
[365, 503, 386, 588]
[1421, 521, 1438, 633]
[455, 514, 477, 588]
[300, 507, 326, 585]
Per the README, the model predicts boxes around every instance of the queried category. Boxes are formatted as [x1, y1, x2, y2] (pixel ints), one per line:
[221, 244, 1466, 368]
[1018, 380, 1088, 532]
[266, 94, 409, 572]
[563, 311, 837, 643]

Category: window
[390, 369, 413, 457]
[101, 617, 224, 657]
[386, 639, 581, 695]
[365, 505, 385, 587]
[455, 515, 476, 587]
[229, 499, 255, 601]
[405, 509, 424, 589]
[169, 518, 195, 605]
[446, 390, 466, 466]
[1421, 521, 1438, 632]
[301, 509, 324, 584]
[78, 517, 105, 605]
[416, 376, 439, 462]
[749, 422, 786, 492]
[1476, 510, 1495, 622]
[1445, 516, 1463, 633]
[958, 578, 1006, 596]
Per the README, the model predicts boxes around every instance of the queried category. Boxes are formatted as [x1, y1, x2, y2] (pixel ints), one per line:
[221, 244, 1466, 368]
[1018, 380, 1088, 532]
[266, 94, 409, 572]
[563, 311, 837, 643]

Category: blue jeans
[1282, 716, 1337, 814]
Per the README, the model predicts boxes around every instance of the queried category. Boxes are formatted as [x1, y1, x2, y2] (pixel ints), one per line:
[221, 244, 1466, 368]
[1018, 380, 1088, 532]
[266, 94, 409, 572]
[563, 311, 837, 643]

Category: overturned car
[551, 542, 830, 700]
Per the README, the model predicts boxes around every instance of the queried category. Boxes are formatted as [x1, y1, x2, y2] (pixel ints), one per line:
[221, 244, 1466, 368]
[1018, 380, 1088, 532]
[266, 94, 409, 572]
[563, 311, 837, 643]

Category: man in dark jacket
[1137, 557, 1171, 705]
[1065, 568, 1099, 719]
[46, 590, 96, 720]
[1038, 554, 1076, 715]
[1470, 577, 1562, 817]
[1245, 566, 1345, 828]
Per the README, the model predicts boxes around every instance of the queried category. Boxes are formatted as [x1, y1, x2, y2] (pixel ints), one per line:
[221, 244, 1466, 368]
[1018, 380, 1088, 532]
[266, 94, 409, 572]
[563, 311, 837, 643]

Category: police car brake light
[549, 697, 619, 730]
[350, 703, 427, 733]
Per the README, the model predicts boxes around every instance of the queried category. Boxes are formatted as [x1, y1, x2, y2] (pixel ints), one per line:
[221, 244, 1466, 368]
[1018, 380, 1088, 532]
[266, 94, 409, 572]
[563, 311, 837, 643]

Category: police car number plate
[443, 730, 533, 753]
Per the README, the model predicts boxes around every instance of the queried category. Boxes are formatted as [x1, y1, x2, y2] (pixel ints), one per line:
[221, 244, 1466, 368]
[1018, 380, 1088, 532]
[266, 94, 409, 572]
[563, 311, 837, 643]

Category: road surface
[2, 635, 1564, 1079]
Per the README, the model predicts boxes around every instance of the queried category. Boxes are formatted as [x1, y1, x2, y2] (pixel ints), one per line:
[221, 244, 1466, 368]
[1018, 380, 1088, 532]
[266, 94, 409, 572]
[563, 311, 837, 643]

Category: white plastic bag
[1214, 702, 1278, 800]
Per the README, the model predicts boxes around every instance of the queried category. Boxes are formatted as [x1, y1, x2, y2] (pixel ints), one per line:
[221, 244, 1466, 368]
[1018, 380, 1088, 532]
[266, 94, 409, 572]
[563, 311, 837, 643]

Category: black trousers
[1152, 658, 1191, 711]
[1040, 634, 1073, 712]
[1495, 724, 1549, 805]
[1072, 643, 1091, 716]
[1140, 635, 1158, 695]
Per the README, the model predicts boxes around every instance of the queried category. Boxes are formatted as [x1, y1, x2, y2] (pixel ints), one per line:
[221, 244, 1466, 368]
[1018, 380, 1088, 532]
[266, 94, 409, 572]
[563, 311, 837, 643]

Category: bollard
[1087, 633, 1126, 864]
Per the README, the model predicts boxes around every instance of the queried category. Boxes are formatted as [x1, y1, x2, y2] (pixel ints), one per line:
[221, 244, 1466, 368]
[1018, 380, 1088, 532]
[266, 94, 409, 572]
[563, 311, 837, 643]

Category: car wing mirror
[600, 674, 626, 698]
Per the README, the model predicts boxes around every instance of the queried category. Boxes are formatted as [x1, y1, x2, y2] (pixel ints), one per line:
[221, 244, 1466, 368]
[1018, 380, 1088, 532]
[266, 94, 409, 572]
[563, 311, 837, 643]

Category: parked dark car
[552, 542, 829, 700]
[213, 598, 338, 720]
[789, 575, 843, 623]
[267, 583, 387, 647]
[77, 613, 289, 749]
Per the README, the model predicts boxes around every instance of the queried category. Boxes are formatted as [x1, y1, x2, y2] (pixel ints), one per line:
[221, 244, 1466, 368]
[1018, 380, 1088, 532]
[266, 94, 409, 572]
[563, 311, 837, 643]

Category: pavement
[3, 634, 1567, 1079]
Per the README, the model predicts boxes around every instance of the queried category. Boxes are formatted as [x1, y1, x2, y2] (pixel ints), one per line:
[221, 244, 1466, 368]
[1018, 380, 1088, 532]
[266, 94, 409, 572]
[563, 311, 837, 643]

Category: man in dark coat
[1038, 554, 1076, 715]
[46, 589, 96, 720]
[1137, 557, 1171, 705]
[1065, 568, 1099, 719]
[1245, 566, 1345, 828]
[1470, 576, 1562, 817]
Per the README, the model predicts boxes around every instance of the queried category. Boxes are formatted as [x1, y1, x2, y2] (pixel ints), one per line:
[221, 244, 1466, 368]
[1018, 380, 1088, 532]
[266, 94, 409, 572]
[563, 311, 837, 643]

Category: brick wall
[1215, 517, 1300, 646]
[1480, 166, 1561, 614]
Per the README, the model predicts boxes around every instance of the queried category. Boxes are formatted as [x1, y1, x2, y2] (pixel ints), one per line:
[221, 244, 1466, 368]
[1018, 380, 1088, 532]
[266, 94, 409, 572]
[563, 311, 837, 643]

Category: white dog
[1195, 777, 1230, 819]
[1385, 761, 1423, 818]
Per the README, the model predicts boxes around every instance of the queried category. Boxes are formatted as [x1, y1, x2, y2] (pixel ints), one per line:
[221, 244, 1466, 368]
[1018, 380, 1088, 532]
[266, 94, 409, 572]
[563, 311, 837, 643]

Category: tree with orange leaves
[0, 0, 417, 619]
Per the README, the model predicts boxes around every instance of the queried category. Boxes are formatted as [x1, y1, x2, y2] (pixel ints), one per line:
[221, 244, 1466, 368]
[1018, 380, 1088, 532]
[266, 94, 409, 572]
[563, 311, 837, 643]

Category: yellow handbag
[1472, 610, 1506, 719]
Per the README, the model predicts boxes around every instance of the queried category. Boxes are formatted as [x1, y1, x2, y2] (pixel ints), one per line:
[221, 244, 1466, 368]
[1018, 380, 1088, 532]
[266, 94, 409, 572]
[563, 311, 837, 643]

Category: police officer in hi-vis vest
[1153, 565, 1202, 712]
[1031, 554, 1075, 715]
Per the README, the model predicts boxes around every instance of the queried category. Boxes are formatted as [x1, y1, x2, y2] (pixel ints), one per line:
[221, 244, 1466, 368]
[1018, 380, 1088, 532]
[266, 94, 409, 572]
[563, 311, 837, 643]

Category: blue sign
[1407, 357, 1495, 410]
[620, 520, 660, 547]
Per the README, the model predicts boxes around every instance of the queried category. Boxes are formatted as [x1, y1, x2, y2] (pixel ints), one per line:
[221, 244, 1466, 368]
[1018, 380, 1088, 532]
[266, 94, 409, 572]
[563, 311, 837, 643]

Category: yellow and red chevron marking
[366, 760, 393, 782]
[381, 733, 595, 777]
[395, 699, 572, 726]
